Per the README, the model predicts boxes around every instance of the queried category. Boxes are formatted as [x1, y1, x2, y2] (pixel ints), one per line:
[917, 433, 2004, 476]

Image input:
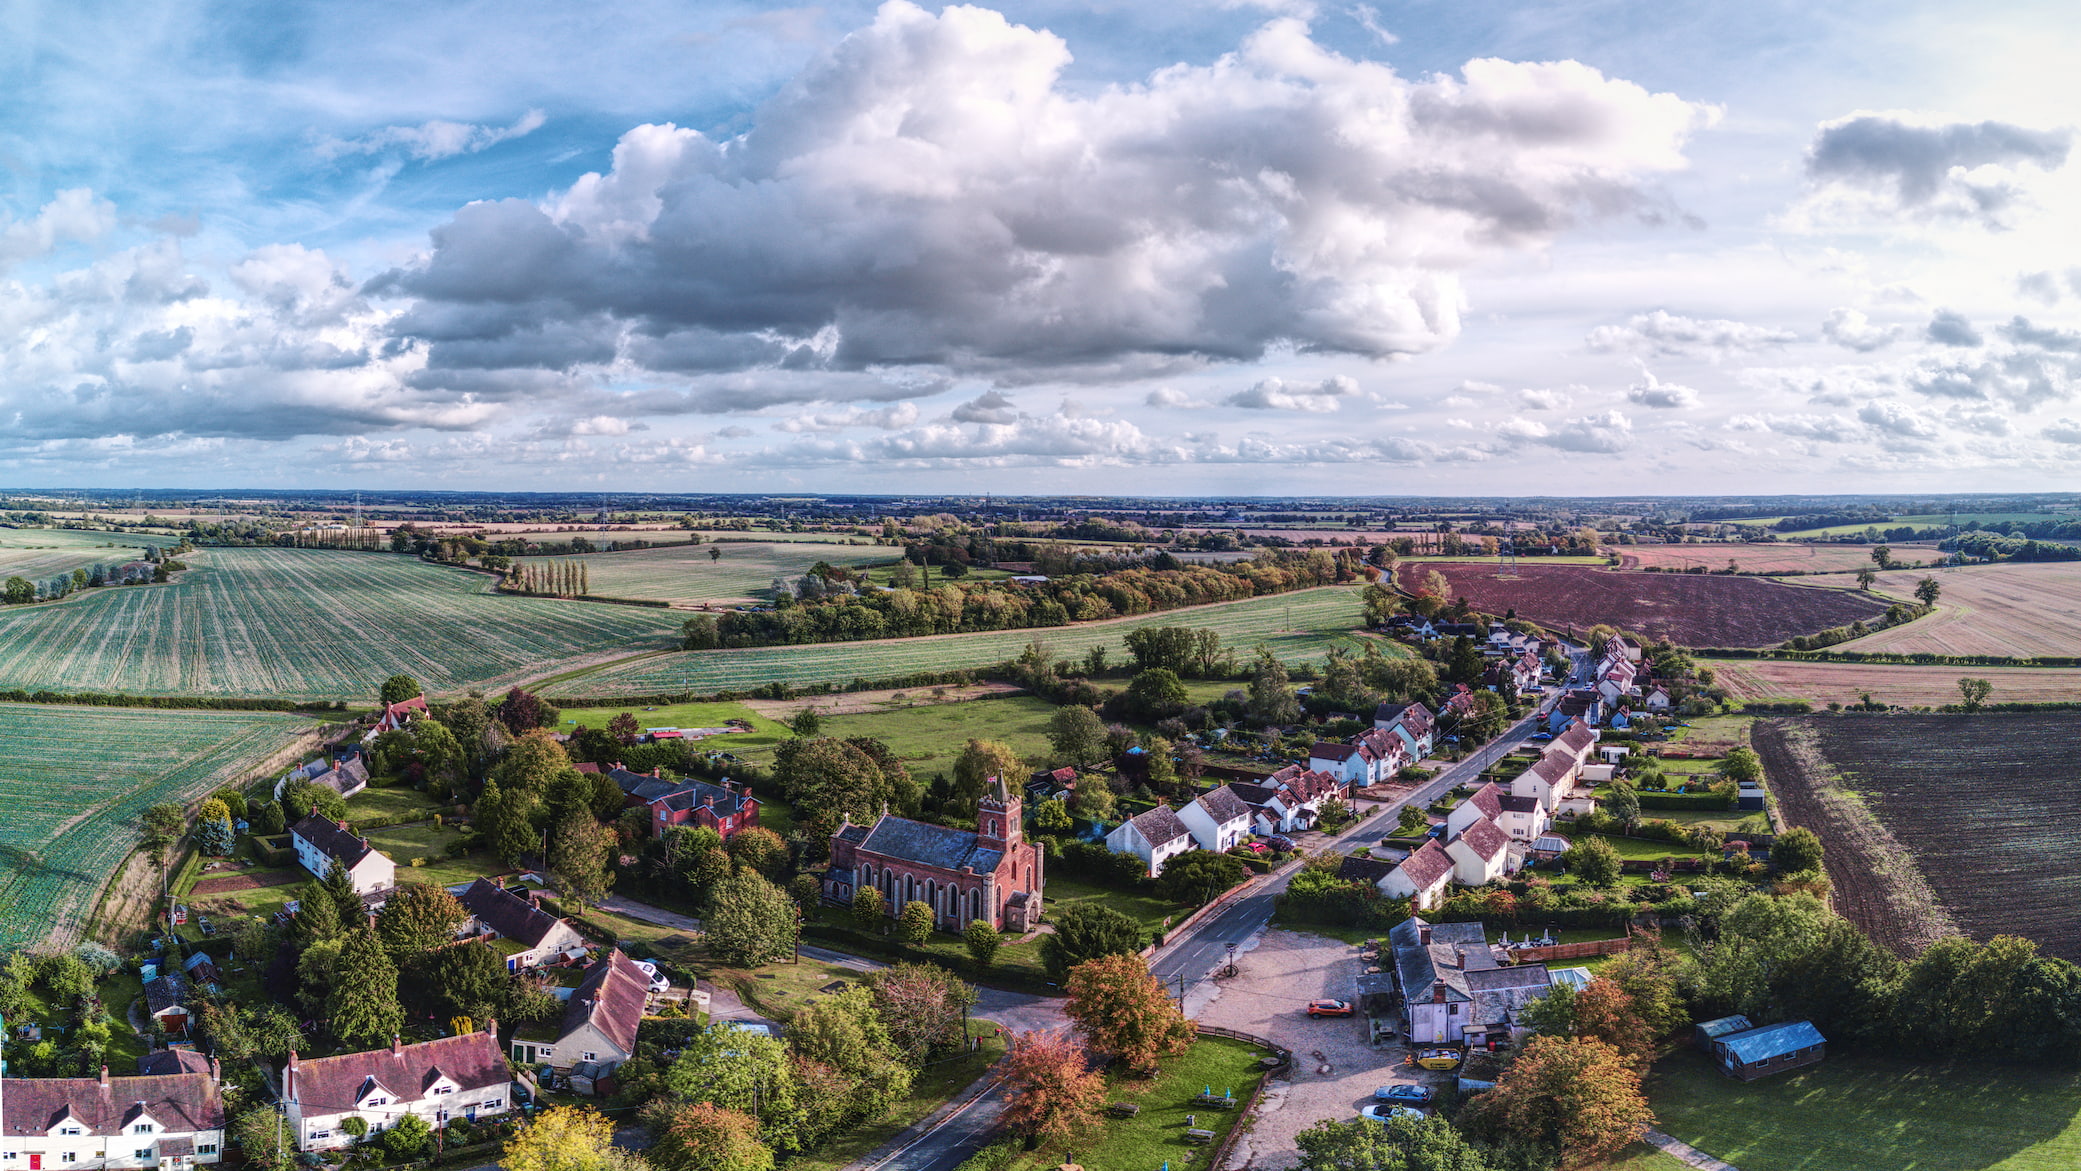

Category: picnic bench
[1107, 1103, 1141, 1118]
[1184, 1129, 1216, 1145]
[1191, 1093, 1238, 1109]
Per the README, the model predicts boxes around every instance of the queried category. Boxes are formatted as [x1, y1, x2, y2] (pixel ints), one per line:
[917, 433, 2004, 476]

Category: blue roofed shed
[1714, 1020, 1825, 1081]
[1693, 1014, 1754, 1051]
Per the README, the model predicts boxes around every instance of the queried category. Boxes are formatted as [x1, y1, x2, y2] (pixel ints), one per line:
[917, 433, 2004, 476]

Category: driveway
[600, 895, 700, 931]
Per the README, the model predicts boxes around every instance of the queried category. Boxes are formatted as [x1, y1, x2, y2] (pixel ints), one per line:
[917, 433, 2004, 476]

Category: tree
[896, 900, 935, 945]
[477, 782, 542, 866]
[952, 740, 1030, 817]
[1296, 1115, 1494, 1171]
[850, 885, 887, 931]
[772, 737, 891, 842]
[142, 802, 186, 862]
[1126, 668, 1189, 720]
[1359, 582, 1403, 627]
[249, 800, 286, 836]
[280, 779, 346, 826]
[659, 1025, 804, 1149]
[682, 614, 721, 650]
[375, 882, 469, 958]
[1572, 977, 1655, 1069]
[292, 880, 343, 944]
[1064, 953, 1196, 1076]
[645, 1101, 773, 1171]
[231, 1106, 294, 1171]
[382, 1114, 433, 1160]
[196, 797, 235, 856]
[327, 926, 403, 1048]
[1068, 781, 1115, 823]
[704, 872, 799, 967]
[1246, 647, 1300, 726]
[1153, 850, 1248, 905]
[1041, 902, 1145, 980]
[1047, 705, 1108, 765]
[788, 707, 824, 738]
[788, 984, 914, 1130]
[321, 858, 364, 925]
[1958, 676, 1993, 712]
[1916, 576, 1942, 605]
[1563, 835, 1622, 887]
[607, 712, 642, 743]
[500, 1105, 646, 1171]
[1034, 797, 1073, 835]
[725, 826, 787, 878]
[999, 1029, 1107, 1147]
[1719, 746, 1764, 784]
[1772, 826, 1824, 874]
[964, 920, 1002, 970]
[550, 811, 618, 905]
[1461, 1036, 1652, 1166]
[1855, 566, 1877, 590]
[1871, 545, 1893, 570]
[867, 962, 978, 1061]
[1604, 783, 1640, 825]
[498, 687, 560, 733]
[380, 674, 423, 706]
[2, 576, 32, 604]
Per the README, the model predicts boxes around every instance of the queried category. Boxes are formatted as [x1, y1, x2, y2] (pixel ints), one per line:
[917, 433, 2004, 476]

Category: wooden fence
[1196, 1028, 1292, 1171]
[1502, 937, 1632, 963]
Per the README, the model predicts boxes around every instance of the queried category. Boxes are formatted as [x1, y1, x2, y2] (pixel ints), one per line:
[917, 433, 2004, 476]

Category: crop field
[0, 529, 156, 578]
[1397, 563, 1887, 647]
[0, 547, 682, 700]
[1617, 543, 1932, 574]
[1710, 660, 2081, 706]
[557, 586, 1373, 698]
[0, 705, 311, 951]
[567, 539, 892, 605]
[1840, 562, 2081, 658]
[1753, 714, 2081, 960]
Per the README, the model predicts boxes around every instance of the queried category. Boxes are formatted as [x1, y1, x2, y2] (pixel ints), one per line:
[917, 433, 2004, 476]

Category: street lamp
[1225, 942, 1237, 978]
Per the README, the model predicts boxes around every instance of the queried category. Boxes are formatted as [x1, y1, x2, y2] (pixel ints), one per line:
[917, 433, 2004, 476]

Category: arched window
[970, 888, 983, 921]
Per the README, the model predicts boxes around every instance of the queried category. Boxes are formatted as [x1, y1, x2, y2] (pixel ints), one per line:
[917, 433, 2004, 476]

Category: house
[1546, 692, 1602, 735]
[361, 695, 431, 743]
[1495, 794, 1548, 842]
[1550, 719, 1599, 770]
[1275, 768, 1344, 822]
[646, 778, 761, 840]
[1713, 1020, 1826, 1081]
[1388, 918, 1554, 1046]
[1445, 783, 1505, 839]
[1437, 683, 1478, 720]
[1378, 839, 1454, 911]
[1333, 855, 1398, 885]
[135, 1050, 214, 1078]
[1693, 1014, 1755, 1052]
[0, 1063, 226, 1167]
[1353, 729, 1411, 785]
[1511, 753, 1575, 815]
[824, 777, 1044, 931]
[1178, 786, 1253, 853]
[1644, 687, 1673, 712]
[143, 972, 193, 1035]
[1308, 742, 1366, 789]
[508, 951, 648, 1081]
[1374, 702, 1435, 759]
[1596, 657, 1637, 705]
[289, 815, 396, 896]
[285, 1029, 511, 1151]
[456, 879, 589, 970]
[1443, 817, 1512, 886]
[1104, 804, 1197, 877]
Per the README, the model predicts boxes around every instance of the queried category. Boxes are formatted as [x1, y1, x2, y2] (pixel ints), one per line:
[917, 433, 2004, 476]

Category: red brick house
[823, 777, 1043, 932]
[607, 768, 760, 839]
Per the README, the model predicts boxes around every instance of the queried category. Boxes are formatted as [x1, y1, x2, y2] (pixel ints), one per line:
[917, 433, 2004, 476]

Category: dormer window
[133, 1121, 155, 1133]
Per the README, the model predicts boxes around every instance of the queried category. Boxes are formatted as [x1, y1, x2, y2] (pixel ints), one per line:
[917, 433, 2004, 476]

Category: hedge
[0, 690, 340, 712]
[1635, 792, 1736, 810]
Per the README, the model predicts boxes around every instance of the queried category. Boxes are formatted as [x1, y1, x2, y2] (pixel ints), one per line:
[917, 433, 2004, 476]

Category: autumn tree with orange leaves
[1063, 953, 1197, 1076]
[1000, 1030, 1107, 1147]
[1572, 977, 1656, 1070]
[1461, 1035, 1653, 1166]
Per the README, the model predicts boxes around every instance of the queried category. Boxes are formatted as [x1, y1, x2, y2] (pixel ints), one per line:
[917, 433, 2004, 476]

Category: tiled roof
[1192, 785, 1251, 824]
[143, 973, 189, 1016]
[1226, 782, 1276, 808]
[1500, 795, 1542, 814]
[288, 1031, 506, 1115]
[136, 1050, 212, 1077]
[1335, 855, 1397, 883]
[651, 778, 756, 817]
[1048, 767, 1078, 784]
[1526, 754, 1573, 787]
[859, 816, 1006, 873]
[1554, 720, 1597, 757]
[291, 814, 378, 871]
[558, 950, 650, 1056]
[458, 879, 568, 949]
[1375, 701, 1433, 732]
[1719, 1020, 1826, 1064]
[1454, 817, 1510, 862]
[1467, 783, 1505, 819]
[1, 1072, 222, 1139]
[1310, 743, 1359, 762]
[1394, 840, 1454, 890]
[312, 756, 370, 796]
[1283, 769, 1341, 803]
[1126, 804, 1191, 848]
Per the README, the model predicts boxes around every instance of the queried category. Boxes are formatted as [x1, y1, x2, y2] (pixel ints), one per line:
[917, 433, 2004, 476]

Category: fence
[1502, 937, 1632, 963]
[1196, 1027, 1292, 1171]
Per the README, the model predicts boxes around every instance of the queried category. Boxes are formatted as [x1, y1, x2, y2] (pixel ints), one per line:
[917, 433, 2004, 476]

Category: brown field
[1841, 561, 2081, 658]
[1754, 715, 2081, 961]
[1620, 543, 1938, 574]
[1710, 660, 2081, 706]
[1398, 562, 1887, 648]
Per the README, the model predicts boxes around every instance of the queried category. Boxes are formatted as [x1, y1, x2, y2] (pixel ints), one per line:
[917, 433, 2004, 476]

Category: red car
[1306, 999, 1355, 1018]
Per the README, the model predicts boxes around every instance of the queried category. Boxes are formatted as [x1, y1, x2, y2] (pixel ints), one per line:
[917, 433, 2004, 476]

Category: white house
[508, 950, 649, 1081]
[361, 695, 431, 743]
[1378, 839, 1454, 911]
[1373, 702, 1435, 760]
[1104, 805, 1197, 878]
[289, 815, 396, 896]
[285, 1030, 510, 1152]
[1307, 743, 1367, 789]
[456, 879, 589, 970]
[1177, 787, 1253, 852]
[1389, 918, 1554, 1047]
[1496, 794, 1549, 841]
[1644, 687, 1673, 712]
[0, 1065, 226, 1169]
[1354, 729, 1411, 784]
[1445, 783, 1507, 839]
[1444, 818, 1512, 886]
[1511, 753, 1575, 815]
[1550, 720, 1599, 770]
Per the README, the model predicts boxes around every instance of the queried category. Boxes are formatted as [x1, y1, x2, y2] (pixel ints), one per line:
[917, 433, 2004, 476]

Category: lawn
[555, 699, 791, 756]
[1649, 1048, 2081, 1170]
[1550, 828, 1711, 861]
[760, 693, 1064, 772]
[803, 906, 1051, 988]
[359, 825, 510, 888]
[788, 1018, 1009, 1171]
[0, 528, 156, 580]
[566, 538, 894, 606]
[1004, 1035, 1273, 1171]
[712, 956, 874, 1022]
[1045, 877, 1194, 938]
[346, 785, 448, 825]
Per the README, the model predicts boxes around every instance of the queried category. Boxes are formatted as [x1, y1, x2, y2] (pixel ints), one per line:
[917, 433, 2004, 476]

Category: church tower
[976, 775, 1022, 853]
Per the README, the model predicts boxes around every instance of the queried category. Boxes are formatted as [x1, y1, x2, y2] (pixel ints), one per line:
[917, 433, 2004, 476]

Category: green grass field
[0, 546, 683, 700]
[568, 539, 893, 605]
[559, 586, 1369, 698]
[1044, 877, 1194, 936]
[1650, 1049, 2081, 1170]
[765, 694, 1064, 771]
[0, 705, 311, 950]
[557, 699, 793, 757]
[0, 528, 156, 580]
[1004, 1036, 1272, 1171]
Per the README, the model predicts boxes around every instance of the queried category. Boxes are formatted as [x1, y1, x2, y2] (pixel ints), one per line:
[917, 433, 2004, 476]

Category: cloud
[2045, 419, 2081, 445]
[320, 109, 548, 162]
[1821, 307, 1900, 352]
[1350, 4, 1398, 44]
[1226, 375, 1359, 412]
[951, 391, 1019, 424]
[1518, 386, 1573, 410]
[1544, 410, 1633, 452]
[1803, 112, 2072, 228]
[1585, 309, 1794, 357]
[377, 3, 1713, 387]
[2018, 269, 2081, 304]
[1625, 369, 1698, 409]
[0, 189, 117, 271]
[1925, 309, 1983, 347]
[1145, 387, 1213, 409]
[1857, 399, 1939, 439]
[774, 401, 922, 432]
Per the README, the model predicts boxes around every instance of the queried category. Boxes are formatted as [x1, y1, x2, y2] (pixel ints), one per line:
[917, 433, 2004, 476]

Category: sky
[2, 0, 2080, 495]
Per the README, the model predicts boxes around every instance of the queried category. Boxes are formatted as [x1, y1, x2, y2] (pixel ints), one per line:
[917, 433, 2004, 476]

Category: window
[59, 1128, 82, 1136]
[134, 1122, 155, 1133]
[197, 1145, 218, 1156]
[486, 1098, 504, 1109]
[137, 1152, 153, 1160]
[61, 1157, 77, 1166]
[310, 1130, 331, 1140]
[366, 1096, 388, 1107]
[582, 1051, 597, 1062]
[433, 1086, 454, 1095]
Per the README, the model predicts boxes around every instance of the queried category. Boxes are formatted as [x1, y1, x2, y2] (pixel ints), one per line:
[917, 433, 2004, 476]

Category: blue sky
[2, 0, 2079, 493]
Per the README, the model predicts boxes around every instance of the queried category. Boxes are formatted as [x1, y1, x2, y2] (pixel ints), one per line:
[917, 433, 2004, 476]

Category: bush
[1153, 850, 1248, 905]
[1060, 841, 1150, 890]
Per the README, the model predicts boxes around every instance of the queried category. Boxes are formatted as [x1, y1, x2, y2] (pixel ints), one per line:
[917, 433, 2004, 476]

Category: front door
[29, 1154, 41, 1170]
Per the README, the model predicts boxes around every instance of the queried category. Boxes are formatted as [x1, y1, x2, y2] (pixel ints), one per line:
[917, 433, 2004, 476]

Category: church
[823, 776, 1044, 933]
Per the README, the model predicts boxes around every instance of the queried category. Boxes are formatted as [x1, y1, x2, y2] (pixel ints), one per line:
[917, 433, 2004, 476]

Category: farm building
[0, 1062, 227, 1166]
[143, 971, 193, 1035]
[1714, 1020, 1826, 1081]
[289, 814, 397, 895]
[1694, 1014, 1755, 1051]
[825, 777, 1044, 932]
[284, 1028, 511, 1150]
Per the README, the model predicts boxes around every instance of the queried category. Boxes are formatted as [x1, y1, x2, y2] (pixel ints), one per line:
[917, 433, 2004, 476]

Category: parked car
[1414, 1048, 1463, 1071]
[1374, 1084, 1435, 1105]
[1360, 1104, 1426, 1123]
[632, 959, 672, 994]
[1425, 824, 1447, 840]
[1530, 732, 1554, 742]
[1267, 835, 1296, 852]
[1305, 999, 1354, 1018]
[1245, 841, 1268, 854]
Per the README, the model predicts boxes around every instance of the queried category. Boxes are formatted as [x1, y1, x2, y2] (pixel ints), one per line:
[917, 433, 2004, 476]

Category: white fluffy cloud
[1625, 369, 1699, 409]
[1586, 309, 1794, 357]
[1821, 308, 1900, 352]
[1801, 112, 2072, 228]
[1227, 375, 1360, 412]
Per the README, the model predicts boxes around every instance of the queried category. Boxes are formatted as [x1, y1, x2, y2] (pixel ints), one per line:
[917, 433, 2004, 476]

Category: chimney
[1432, 981, 1447, 1005]
[98, 1064, 109, 1087]
[209, 1056, 221, 1084]
[484, 1016, 498, 1036]
[1418, 925, 1431, 945]
[391, 1034, 403, 1056]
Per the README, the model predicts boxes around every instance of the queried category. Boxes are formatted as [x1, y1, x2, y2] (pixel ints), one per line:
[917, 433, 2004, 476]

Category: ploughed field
[0, 705, 309, 950]
[1754, 714, 2081, 961]
[1619, 543, 1935, 574]
[558, 585, 1373, 698]
[1397, 562, 1887, 647]
[1710, 660, 2081, 706]
[1841, 561, 2081, 658]
[567, 539, 892, 605]
[0, 546, 682, 700]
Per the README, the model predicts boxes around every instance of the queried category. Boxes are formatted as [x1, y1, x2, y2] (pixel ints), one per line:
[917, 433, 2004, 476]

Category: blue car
[1530, 732, 1554, 741]
[1425, 823, 1447, 840]
[1374, 1084, 1435, 1105]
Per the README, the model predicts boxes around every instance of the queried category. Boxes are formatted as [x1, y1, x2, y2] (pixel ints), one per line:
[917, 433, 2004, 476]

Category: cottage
[1644, 687, 1673, 712]
[645, 778, 761, 840]
[1443, 817, 1512, 886]
[1307, 742, 1366, 789]
[824, 778, 1043, 931]
[1387, 917, 1554, 1046]
[1378, 840, 1454, 911]
[361, 695, 431, 743]
[1178, 787, 1253, 852]
[456, 879, 589, 970]
[1713, 1020, 1826, 1081]
[0, 1063, 226, 1167]
[1445, 783, 1506, 839]
[286, 1029, 510, 1150]
[1374, 701, 1435, 759]
[509, 951, 651, 1087]
[1104, 805, 1197, 877]
[289, 814, 396, 896]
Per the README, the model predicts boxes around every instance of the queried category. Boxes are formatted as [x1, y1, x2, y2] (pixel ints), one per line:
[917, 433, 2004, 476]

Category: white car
[632, 959, 671, 994]
[1359, 1104, 1426, 1124]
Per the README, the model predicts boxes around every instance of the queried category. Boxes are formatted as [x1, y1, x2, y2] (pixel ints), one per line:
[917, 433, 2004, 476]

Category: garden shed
[1693, 1014, 1753, 1051]
[1714, 1020, 1826, 1081]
